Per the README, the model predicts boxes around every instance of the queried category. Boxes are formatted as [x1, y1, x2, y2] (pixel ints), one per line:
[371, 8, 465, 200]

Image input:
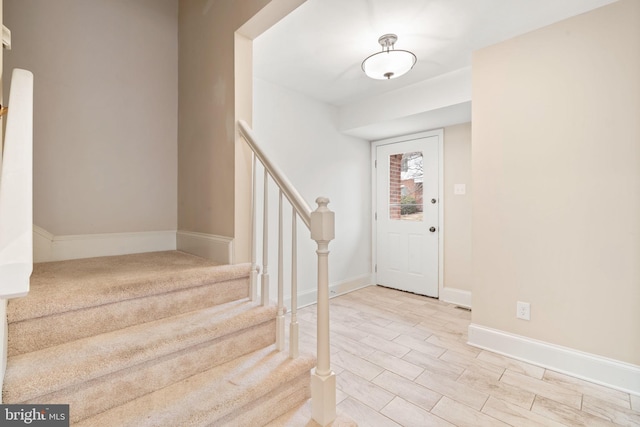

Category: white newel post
[310, 197, 336, 426]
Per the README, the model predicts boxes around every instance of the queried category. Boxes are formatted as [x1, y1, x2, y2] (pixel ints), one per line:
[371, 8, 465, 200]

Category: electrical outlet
[454, 184, 466, 195]
[516, 301, 530, 320]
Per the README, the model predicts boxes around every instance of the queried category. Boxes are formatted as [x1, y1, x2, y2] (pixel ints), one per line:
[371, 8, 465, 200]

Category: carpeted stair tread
[215, 371, 310, 426]
[9, 251, 250, 322]
[74, 346, 316, 427]
[3, 298, 276, 403]
[8, 274, 248, 356]
[32, 319, 276, 423]
[4, 250, 325, 425]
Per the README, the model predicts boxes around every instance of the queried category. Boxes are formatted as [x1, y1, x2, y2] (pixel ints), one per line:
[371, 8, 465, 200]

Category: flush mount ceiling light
[362, 33, 417, 80]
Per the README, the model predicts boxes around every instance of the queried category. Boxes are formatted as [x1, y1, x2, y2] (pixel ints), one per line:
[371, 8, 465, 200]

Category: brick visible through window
[389, 154, 403, 219]
[389, 152, 423, 221]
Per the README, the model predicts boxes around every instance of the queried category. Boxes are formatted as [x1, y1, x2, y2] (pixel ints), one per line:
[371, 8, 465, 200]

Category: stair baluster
[290, 208, 299, 359]
[238, 120, 336, 426]
[276, 190, 285, 351]
[261, 168, 270, 306]
[250, 153, 259, 301]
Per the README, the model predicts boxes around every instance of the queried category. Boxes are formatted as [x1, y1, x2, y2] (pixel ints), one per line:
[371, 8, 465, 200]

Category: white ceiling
[253, 0, 617, 139]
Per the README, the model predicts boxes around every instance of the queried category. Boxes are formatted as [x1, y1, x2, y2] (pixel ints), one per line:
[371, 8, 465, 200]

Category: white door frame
[371, 129, 444, 298]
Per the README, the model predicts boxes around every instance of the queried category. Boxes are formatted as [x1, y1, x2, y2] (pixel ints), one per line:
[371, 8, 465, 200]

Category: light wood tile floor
[291, 285, 640, 427]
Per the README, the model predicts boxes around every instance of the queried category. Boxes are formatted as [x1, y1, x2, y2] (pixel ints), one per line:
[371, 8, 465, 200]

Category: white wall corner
[34, 226, 176, 262]
[468, 323, 640, 396]
[237, 0, 306, 39]
[291, 274, 372, 309]
[177, 231, 234, 265]
[440, 287, 472, 309]
[33, 225, 54, 262]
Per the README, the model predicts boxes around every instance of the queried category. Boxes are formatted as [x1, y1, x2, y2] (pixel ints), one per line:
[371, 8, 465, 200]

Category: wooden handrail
[238, 120, 312, 229]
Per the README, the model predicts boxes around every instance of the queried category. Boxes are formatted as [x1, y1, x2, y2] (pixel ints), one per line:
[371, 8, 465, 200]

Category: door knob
[431, 198, 437, 204]
[429, 227, 436, 232]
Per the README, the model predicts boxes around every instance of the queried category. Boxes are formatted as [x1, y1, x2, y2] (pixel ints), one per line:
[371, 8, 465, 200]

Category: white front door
[375, 134, 440, 297]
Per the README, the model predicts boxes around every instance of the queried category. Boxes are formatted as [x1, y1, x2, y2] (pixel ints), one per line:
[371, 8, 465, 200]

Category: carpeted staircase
[2, 251, 316, 426]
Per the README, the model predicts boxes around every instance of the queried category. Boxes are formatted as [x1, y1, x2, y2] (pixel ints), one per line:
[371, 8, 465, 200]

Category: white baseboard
[292, 274, 372, 309]
[440, 287, 472, 309]
[468, 323, 640, 396]
[33, 225, 177, 262]
[176, 231, 234, 265]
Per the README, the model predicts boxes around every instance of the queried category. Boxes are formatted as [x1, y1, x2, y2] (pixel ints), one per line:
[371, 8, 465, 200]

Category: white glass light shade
[362, 34, 417, 80]
[362, 49, 417, 79]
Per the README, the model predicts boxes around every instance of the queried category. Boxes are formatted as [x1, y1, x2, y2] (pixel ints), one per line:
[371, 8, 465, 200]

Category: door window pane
[389, 152, 423, 221]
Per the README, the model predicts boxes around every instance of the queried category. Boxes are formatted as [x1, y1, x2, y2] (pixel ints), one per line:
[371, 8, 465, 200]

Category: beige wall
[472, 0, 640, 365]
[233, 33, 254, 263]
[4, 0, 178, 235]
[177, 0, 270, 241]
[178, 0, 305, 263]
[444, 123, 472, 293]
